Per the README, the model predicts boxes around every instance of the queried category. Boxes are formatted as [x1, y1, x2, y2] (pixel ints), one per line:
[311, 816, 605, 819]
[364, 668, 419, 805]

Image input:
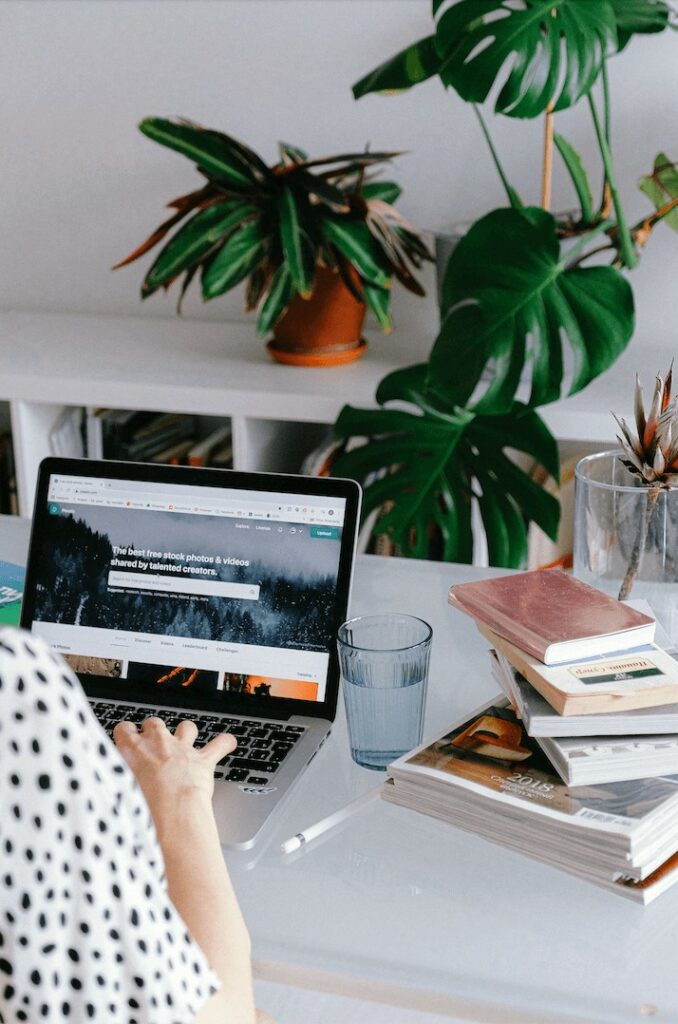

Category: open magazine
[385, 698, 678, 903]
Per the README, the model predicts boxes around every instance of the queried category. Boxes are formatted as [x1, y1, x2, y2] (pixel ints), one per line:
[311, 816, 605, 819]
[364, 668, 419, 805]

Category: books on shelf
[49, 407, 85, 458]
[449, 570, 655, 665]
[480, 622, 678, 716]
[0, 432, 17, 515]
[84, 409, 232, 469]
[186, 424, 232, 467]
[384, 698, 678, 903]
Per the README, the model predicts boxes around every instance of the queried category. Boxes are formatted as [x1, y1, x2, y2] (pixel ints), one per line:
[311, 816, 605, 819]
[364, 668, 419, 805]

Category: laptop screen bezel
[21, 457, 361, 723]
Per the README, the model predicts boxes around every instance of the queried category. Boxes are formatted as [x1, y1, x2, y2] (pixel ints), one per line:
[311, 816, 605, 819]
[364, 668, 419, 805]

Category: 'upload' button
[310, 526, 340, 540]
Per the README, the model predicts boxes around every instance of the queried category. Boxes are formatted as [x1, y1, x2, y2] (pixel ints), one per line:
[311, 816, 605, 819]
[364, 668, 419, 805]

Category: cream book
[478, 622, 678, 716]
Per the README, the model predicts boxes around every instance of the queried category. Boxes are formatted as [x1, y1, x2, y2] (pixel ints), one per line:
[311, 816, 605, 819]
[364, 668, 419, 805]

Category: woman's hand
[113, 717, 237, 826]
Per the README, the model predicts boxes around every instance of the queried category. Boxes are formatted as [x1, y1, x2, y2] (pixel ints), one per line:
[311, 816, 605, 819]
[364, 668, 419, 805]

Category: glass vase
[573, 451, 678, 645]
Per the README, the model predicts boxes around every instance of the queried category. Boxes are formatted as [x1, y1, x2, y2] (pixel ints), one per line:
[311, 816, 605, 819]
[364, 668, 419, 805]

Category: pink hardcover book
[448, 570, 655, 665]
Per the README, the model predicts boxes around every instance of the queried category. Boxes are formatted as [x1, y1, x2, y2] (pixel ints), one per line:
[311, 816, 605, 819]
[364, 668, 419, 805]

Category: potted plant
[330, 0, 677, 564]
[114, 119, 433, 366]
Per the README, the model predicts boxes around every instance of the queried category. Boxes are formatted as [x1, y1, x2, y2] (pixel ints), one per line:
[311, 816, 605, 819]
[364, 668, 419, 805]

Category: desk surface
[3, 517, 675, 1024]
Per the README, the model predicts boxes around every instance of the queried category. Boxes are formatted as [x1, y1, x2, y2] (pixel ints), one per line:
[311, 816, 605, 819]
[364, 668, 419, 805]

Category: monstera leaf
[639, 153, 678, 232]
[430, 207, 634, 412]
[433, 0, 617, 118]
[353, 1, 670, 114]
[332, 364, 559, 566]
[610, 0, 670, 48]
[352, 35, 441, 98]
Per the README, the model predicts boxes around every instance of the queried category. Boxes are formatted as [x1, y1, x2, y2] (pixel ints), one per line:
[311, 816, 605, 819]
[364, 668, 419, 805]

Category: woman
[0, 627, 273, 1023]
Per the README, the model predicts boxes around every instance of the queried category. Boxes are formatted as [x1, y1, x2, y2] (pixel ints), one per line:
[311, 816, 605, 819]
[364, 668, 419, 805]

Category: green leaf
[435, 0, 618, 119]
[291, 170, 350, 213]
[609, 0, 670, 48]
[639, 152, 678, 232]
[361, 181, 402, 204]
[201, 219, 268, 299]
[142, 201, 256, 297]
[278, 141, 308, 165]
[332, 393, 559, 566]
[324, 219, 391, 289]
[352, 36, 440, 98]
[475, 470, 527, 568]
[554, 133, 595, 224]
[139, 118, 272, 190]
[362, 282, 392, 332]
[256, 263, 296, 335]
[430, 207, 634, 411]
[278, 186, 316, 297]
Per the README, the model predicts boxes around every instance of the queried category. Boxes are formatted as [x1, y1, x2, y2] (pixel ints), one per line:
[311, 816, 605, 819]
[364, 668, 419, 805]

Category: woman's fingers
[175, 719, 199, 745]
[141, 716, 167, 733]
[113, 720, 140, 746]
[200, 732, 238, 764]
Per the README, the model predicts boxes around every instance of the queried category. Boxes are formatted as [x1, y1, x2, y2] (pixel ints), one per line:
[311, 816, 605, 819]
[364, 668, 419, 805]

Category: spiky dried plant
[613, 365, 678, 485]
[612, 365, 678, 599]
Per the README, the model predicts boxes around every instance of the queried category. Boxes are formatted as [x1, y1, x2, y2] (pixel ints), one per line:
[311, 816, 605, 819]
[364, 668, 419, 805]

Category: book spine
[450, 592, 547, 661]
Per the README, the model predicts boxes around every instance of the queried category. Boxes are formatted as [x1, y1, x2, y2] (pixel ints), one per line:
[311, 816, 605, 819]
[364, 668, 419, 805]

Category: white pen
[281, 786, 382, 855]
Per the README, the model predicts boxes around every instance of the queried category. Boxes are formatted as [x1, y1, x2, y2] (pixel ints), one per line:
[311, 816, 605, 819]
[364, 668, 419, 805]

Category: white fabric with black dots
[0, 627, 220, 1023]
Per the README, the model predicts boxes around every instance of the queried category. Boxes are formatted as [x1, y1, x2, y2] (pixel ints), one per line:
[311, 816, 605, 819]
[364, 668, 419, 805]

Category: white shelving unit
[0, 308, 671, 516]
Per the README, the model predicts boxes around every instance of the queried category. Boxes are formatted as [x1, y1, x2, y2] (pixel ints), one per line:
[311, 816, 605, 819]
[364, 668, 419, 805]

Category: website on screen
[30, 474, 347, 703]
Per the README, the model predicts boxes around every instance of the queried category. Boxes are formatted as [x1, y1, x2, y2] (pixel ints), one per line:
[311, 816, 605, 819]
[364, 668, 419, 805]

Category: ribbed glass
[337, 614, 432, 771]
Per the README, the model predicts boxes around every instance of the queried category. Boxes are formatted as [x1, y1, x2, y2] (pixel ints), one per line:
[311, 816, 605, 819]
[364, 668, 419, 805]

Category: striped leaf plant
[114, 119, 433, 336]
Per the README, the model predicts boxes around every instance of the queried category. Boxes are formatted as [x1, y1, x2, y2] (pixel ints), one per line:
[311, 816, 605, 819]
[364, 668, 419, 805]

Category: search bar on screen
[107, 571, 260, 600]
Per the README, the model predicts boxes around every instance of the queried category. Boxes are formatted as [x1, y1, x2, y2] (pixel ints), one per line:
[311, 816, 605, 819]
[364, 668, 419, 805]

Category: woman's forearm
[153, 789, 256, 1024]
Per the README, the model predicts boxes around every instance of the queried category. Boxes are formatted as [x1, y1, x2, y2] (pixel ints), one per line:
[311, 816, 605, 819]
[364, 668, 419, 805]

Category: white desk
[3, 517, 675, 1023]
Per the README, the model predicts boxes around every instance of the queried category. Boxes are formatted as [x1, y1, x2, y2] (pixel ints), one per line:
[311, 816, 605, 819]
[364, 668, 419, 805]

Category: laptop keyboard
[90, 701, 306, 784]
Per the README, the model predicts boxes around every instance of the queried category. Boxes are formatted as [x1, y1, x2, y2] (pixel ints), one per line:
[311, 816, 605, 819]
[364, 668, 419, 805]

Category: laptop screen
[23, 461, 359, 719]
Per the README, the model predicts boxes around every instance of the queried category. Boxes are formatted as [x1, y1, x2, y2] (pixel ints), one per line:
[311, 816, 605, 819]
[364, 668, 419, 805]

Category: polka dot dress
[0, 628, 220, 1023]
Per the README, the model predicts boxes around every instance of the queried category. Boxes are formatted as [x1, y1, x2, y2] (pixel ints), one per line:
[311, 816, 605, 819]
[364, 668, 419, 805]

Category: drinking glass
[574, 450, 678, 644]
[337, 614, 432, 771]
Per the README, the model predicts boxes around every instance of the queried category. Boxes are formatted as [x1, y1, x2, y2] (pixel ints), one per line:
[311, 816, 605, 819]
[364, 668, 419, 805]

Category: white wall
[3, 0, 677, 355]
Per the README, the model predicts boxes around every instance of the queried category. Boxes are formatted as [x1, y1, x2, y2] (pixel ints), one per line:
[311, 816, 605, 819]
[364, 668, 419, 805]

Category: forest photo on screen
[33, 504, 343, 652]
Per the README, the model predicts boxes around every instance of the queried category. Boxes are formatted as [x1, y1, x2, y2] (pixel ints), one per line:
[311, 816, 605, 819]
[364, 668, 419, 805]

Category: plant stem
[602, 59, 611, 145]
[587, 89, 639, 269]
[632, 196, 678, 247]
[472, 105, 522, 209]
[618, 484, 661, 600]
[541, 103, 555, 211]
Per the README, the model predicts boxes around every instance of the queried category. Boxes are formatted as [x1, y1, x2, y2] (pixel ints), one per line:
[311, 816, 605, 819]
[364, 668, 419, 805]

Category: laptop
[21, 457, 361, 849]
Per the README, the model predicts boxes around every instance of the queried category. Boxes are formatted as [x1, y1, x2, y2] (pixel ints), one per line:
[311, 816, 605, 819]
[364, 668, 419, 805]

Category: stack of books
[385, 570, 678, 903]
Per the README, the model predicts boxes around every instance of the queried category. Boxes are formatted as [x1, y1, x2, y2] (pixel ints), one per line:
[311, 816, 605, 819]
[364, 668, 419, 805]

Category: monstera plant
[332, 0, 677, 565]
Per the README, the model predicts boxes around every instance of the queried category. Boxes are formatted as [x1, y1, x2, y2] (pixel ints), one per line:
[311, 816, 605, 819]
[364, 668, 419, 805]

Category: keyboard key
[230, 757, 278, 774]
[248, 776, 270, 785]
[226, 768, 248, 782]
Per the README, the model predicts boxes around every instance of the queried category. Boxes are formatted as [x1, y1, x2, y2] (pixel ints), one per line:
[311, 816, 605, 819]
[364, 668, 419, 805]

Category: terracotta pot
[268, 265, 367, 367]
